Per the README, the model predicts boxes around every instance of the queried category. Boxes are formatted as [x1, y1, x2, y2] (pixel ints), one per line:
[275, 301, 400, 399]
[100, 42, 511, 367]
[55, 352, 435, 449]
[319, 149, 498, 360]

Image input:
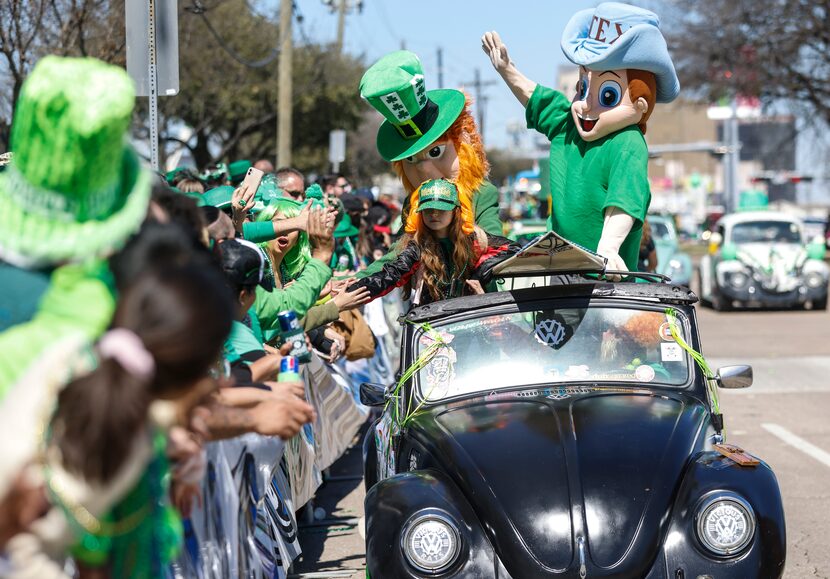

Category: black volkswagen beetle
[360, 253, 786, 578]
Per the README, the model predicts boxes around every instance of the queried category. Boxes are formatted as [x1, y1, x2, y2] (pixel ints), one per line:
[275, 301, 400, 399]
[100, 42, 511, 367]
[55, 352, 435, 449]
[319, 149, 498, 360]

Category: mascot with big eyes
[483, 2, 679, 278]
[356, 50, 502, 278]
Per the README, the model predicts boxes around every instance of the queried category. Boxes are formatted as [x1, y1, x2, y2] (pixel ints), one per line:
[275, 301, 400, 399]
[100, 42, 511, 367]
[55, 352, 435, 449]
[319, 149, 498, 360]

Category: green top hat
[360, 51, 466, 163]
[334, 214, 360, 238]
[228, 160, 252, 185]
[416, 179, 460, 212]
[0, 56, 151, 268]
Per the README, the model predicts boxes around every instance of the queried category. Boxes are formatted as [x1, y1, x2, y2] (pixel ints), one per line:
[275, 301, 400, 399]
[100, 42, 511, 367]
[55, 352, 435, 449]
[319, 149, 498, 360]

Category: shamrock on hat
[360, 51, 466, 162]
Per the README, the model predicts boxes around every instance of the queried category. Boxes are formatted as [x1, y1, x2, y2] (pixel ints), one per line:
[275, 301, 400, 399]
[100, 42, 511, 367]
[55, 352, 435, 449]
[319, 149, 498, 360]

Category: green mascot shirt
[526, 84, 651, 271]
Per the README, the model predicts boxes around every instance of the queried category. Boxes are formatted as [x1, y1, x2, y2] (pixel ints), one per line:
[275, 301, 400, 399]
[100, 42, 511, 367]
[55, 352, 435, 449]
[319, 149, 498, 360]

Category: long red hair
[401, 208, 478, 302]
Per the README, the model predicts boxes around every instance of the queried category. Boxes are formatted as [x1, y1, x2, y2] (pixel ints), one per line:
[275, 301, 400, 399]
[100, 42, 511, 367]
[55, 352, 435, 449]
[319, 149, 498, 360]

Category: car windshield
[416, 306, 691, 402]
[730, 220, 801, 244]
[650, 220, 673, 241]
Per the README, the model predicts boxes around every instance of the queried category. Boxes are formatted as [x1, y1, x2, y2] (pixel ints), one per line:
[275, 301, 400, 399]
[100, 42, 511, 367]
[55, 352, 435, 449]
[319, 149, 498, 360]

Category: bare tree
[0, 0, 125, 149]
[662, 0, 829, 125]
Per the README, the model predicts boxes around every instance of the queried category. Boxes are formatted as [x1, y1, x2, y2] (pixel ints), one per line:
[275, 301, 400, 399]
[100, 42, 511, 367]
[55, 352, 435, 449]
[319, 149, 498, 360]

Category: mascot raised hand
[483, 2, 679, 278]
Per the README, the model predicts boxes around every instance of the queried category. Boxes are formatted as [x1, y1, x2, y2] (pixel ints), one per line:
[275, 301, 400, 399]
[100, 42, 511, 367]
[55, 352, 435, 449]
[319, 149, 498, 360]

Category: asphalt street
[292, 302, 830, 579]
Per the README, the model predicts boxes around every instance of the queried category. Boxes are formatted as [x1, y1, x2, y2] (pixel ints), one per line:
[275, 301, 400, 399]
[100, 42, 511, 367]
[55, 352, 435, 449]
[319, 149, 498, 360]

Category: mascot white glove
[596, 207, 635, 282]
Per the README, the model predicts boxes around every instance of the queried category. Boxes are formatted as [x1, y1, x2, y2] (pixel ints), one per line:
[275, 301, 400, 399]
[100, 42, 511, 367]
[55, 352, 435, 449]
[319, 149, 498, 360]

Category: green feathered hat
[0, 56, 151, 268]
[360, 51, 466, 163]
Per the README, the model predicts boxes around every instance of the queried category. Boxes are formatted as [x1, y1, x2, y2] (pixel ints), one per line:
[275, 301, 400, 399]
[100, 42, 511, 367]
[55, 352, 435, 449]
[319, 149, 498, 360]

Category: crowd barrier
[169, 352, 369, 579]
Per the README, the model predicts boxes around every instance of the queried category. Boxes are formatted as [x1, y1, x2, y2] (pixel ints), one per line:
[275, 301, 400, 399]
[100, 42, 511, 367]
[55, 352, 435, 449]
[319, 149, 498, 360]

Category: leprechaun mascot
[356, 50, 502, 277]
[483, 2, 679, 277]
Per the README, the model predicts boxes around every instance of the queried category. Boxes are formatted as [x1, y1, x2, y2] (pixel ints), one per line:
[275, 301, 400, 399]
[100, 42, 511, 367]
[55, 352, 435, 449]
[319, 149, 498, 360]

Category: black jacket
[348, 233, 520, 306]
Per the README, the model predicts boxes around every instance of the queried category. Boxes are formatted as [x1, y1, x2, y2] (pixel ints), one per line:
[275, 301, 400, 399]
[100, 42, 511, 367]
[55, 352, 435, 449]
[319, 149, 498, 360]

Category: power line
[186, 0, 280, 68]
[292, 1, 312, 45]
[461, 68, 498, 144]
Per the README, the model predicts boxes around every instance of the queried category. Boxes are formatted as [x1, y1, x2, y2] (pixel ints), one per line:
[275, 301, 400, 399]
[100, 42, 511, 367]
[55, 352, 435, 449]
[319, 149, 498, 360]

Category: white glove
[596, 207, 635, 281]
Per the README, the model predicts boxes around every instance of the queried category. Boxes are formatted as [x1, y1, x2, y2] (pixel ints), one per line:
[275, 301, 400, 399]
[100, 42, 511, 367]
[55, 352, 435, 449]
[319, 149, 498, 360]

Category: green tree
[147, 0, 370, 174]
[1, 0, 380, 178]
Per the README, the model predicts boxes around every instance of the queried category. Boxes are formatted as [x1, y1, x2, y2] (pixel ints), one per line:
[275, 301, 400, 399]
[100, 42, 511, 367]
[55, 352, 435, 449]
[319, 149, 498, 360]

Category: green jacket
[0, 261, 116, 399]
[254, 257, 332, 343]
[357, 180, 502, 278]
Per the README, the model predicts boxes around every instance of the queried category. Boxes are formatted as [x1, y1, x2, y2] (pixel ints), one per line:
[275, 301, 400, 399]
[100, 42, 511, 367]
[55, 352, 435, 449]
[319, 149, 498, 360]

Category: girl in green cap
[347, 179, 519, 308]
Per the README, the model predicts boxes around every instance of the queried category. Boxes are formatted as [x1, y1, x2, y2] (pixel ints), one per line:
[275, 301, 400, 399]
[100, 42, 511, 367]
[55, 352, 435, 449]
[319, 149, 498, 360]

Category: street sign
[329, 129, 346, 172]
[126, 0, 179, 97]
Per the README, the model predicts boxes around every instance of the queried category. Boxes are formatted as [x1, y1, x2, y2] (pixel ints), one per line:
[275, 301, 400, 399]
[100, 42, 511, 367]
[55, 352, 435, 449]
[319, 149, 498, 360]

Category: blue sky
[291, 0, 601, 148]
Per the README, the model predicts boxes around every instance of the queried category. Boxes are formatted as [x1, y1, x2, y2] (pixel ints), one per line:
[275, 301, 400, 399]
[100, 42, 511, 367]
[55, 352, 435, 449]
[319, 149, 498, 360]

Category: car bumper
[719, 283, 827, 307]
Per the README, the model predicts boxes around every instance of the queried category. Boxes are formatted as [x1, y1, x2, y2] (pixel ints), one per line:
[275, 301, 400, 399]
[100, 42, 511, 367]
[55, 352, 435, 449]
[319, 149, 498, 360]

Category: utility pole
[727, 97, 741, 213]
[335, 0, 346, 54]
[437, 47, 444, 87]
[463, 68, 497, 144]
[277, 0, 293, 167]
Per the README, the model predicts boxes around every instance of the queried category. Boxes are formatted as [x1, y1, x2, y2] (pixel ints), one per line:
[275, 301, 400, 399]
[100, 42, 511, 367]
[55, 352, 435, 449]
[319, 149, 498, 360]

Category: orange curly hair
[622, 312, 664, 349]
[395, 97, 489, 236]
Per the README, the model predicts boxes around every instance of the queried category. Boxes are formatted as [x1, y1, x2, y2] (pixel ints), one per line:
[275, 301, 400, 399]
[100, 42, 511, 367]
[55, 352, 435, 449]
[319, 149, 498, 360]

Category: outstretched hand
[481, 31, 512, 74]
[480, 30, 536, 107]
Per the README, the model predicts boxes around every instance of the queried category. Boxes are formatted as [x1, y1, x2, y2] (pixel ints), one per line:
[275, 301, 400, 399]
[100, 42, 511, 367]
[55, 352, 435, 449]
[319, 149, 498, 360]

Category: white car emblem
[536, 319, 567, 347]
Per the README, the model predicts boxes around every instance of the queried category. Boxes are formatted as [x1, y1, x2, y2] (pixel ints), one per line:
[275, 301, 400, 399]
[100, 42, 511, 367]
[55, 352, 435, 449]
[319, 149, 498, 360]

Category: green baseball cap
[203, 185, 235, 209]
[360, 51, 466, 163]
[416, 179, 460, 212]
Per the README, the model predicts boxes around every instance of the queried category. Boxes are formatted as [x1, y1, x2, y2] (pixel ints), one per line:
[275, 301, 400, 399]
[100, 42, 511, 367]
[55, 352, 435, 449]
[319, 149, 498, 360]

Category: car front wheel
[711, 285, 731, 311]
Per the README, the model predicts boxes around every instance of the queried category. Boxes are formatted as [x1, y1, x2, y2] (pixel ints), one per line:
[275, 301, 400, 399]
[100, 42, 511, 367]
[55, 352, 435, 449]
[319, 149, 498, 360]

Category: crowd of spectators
[0, 56, 401, 576]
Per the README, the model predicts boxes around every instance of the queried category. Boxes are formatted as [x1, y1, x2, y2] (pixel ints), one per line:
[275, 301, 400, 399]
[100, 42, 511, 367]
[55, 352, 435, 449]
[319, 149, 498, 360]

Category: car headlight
[695, 494, 755, 556]
[805, 272, 825, 289]
[727, 271, 750, 289]
[401, 510, 461, 573]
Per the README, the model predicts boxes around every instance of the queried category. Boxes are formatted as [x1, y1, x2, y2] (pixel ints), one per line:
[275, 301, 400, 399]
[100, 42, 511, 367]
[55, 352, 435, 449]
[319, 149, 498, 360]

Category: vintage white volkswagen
[699, 211, 828, 310]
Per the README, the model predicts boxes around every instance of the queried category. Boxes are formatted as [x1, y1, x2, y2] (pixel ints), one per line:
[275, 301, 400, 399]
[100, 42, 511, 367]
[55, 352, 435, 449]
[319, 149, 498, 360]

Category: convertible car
[699, 211, 828, 310]
[360, 233, 786, 578]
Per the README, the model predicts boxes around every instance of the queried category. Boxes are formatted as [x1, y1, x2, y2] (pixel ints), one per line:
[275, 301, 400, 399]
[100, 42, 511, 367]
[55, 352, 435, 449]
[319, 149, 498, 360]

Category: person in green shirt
[482, 2, 679, 276]
[356, 50, 503, 279]
[217, 238, 286, 383]
[253, 198, 337, 342]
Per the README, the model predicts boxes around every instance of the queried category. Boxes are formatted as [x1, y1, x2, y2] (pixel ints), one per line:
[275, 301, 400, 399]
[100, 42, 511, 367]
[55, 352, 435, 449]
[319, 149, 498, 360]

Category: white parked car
[698, 211, 828, 310]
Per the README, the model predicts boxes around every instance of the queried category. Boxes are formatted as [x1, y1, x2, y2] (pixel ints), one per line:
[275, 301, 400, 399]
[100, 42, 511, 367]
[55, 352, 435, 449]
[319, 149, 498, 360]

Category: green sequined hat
[416, 178, 460, 212]
[360, 51, 466, 163]
[0, 56, 151, 268]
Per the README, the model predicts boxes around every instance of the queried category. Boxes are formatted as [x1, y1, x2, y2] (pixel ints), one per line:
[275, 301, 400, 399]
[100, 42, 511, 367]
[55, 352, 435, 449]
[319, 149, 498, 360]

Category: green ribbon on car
[664, 308, 722, 424]
[387, 321, 450, 428]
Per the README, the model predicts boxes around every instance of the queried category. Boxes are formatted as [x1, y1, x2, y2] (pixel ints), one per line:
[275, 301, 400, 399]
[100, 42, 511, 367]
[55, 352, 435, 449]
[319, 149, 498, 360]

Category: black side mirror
[360, 382, 388, 406]
[717, 365, 753, 389]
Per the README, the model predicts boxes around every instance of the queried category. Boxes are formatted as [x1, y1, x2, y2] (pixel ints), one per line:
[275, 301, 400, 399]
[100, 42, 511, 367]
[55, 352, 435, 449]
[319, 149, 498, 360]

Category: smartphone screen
[242, 167, 264, 193]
